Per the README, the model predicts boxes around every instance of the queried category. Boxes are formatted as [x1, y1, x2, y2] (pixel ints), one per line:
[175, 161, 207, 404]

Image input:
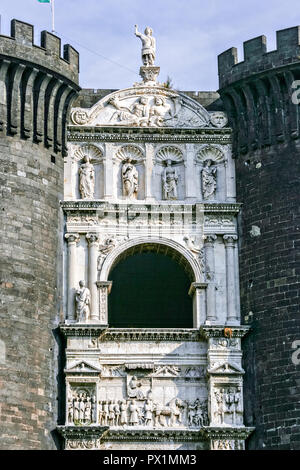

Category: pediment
[208, 361, 244, 375]
[70, 86, 226, 129]
[151, 365, 180, 377]
[65, 360, 101, 373]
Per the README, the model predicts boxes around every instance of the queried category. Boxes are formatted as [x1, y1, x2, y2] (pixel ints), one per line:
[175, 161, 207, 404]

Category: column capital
[223, 234, 238, 246]
[204, 234, 217, 245]
[96, 281, 113, 294]
[86, 232, 100, 246]
[188, 282, 208, 296]
[65, 233, 80, 244]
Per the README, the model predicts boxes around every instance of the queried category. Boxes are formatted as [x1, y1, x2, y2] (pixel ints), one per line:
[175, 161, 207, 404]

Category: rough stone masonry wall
[218, 26, 300, 449]
[0, 19, 79, 449]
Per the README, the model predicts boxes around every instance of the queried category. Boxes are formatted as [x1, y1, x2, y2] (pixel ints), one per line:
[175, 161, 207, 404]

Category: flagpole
[51, 0, 55, 32]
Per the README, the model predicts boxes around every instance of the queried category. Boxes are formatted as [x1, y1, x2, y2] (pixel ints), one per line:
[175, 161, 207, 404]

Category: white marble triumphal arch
[58, 26, 254, 450]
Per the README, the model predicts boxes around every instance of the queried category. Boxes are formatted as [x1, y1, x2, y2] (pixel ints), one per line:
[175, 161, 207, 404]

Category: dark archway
[108, 249, 193, 328]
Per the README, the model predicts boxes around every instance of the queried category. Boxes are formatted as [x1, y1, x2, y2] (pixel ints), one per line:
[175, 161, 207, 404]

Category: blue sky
[0, 0, 299, 91]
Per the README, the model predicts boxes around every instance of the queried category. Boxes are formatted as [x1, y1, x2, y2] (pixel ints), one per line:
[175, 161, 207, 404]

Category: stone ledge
[200, 325, 250, 339]
[203, 426, 255, 440]
[102, 428, 206, 442]
[59, 325, 202, 341]
[57, 425, 109, 440]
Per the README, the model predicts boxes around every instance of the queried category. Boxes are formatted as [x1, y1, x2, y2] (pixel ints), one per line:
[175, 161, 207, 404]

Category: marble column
[204, 234, 217, 324]
[145, 143, 154, 201]
[86, 233, 99, 322]
[104, 143, 114, 199]
[188, 282, 208, 327]
[65, 233, 80, 322]
[96, 281, 112, 325]
[185, 143, 196, 200]
[223, 234, 239, 325]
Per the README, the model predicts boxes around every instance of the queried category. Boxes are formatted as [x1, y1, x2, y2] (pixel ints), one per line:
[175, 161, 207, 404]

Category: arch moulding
[99, 236, 202, 283]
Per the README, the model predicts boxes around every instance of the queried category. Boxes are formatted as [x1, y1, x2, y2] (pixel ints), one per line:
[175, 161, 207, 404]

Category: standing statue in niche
[201, 159, 217, 200]
[75, 280, 91, 322]
[134, 25, 156, 66]
[162, 159, 178, 200]
[79, 155, 95, 199]
[122, 159, 139, 198]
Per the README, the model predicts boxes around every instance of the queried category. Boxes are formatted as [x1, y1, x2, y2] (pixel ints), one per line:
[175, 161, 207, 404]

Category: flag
[38, 0, 50, 3]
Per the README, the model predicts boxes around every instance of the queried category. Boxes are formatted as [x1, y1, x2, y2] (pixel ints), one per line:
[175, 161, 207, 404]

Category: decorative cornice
[203, 426, 255, 440]
[59, 325, 202, 341]
[57, 425, 109, 440]
[204, 203, 241, 213]
[200, 325, 250, 339]
[102, 428, 206, 442]
[60, 324, 109, 337]
[60, 201, 241, 214]
[67, 126, 232, 145]
[100, 328, 201, 342]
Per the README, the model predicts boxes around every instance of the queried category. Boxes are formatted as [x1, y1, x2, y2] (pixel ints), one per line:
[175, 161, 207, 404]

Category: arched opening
[108, 243, 194, 328]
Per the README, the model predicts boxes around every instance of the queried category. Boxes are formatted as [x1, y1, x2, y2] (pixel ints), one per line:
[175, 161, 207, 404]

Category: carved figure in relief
[91, 395, 97, 422]
[101, 400, 109, 426]
[149, 97, 172, 127]
[201, 159, 217, 200]
[129, 399, 140, 426]
[84, 396, 92, 422]
[214, 389, 225, 425]
[162, 159, 178, 200]
[153, 398, 184, 427]
[79, 155, 95, 199]
[79, 394, 85, 421]
[114, 402, 121, 426]
[122, 160, 139, 198]
[134, 25, 156, 66]
[73, 395, 80, 422]
[75, 280, 91, 322]
[187, 401, 197, 426]
[128, 375, 145, 400]
[120, 400, 128, 426]
[108, 400, 115, 425]
[67, 396, 74, 424]
[144, 399, 153, 426]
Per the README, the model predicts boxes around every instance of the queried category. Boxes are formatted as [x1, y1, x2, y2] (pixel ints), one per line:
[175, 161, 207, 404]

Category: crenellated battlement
[218, 26, 300, 88]
[0, 19, 79, 83]
[0, 19, 80, 155]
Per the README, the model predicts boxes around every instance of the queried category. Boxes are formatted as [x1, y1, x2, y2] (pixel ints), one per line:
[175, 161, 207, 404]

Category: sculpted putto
[135, 25, 156, 66]
[79, 155, 95, 199]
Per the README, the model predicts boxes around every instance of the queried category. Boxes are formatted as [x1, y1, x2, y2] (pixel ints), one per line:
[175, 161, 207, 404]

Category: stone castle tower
[0, 18, 299, 450]
[218, 27, 300, 449]
[0, 19, 79, 449]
